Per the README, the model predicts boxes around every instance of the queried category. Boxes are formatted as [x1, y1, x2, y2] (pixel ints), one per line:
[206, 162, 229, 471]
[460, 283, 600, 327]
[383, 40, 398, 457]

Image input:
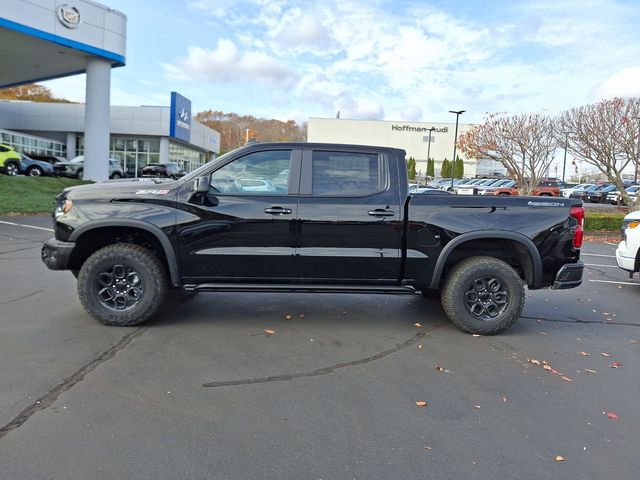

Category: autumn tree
[0, 83, 73, 103]
[457, 112, 558, 194]
[558, 97, 640, 210]
[406, 157, 416, 180]
[195, 110, 306, 153]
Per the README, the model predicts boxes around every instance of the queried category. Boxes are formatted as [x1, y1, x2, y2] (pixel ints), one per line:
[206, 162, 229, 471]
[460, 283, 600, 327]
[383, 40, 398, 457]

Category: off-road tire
[77, 243, 168, 326]
[441, 256, 525, 335]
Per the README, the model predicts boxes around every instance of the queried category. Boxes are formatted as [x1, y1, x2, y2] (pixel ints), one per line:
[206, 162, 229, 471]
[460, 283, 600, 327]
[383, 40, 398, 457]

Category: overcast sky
[44, 0, 640, 124]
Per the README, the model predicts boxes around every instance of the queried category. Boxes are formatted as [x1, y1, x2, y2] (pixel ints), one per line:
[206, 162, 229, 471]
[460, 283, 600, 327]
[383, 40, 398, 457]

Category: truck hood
[62, 177, 180, 200]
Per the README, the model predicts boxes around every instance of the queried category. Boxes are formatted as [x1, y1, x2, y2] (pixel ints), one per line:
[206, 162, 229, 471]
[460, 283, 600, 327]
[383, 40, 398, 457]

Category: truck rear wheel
[77, 243, 168, 326]
[440, 256, 524, 335]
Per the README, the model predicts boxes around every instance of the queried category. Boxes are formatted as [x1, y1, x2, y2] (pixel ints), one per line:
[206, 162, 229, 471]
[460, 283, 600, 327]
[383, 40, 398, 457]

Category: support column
[83, 58, 111, 181]
[65, 132, 76, 160]
[160, 137, 170, 163]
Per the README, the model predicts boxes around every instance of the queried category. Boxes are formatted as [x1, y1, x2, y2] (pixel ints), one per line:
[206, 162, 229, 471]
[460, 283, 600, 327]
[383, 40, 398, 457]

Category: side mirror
[194, 175, 211, 193]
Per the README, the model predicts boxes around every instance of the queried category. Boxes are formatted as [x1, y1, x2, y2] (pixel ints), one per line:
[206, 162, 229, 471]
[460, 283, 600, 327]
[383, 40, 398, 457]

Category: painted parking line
[589, 279, 640, 286]
[584, 264, 619, 268]
[0, 220, 53, 232]
[582, 253, 616, 258]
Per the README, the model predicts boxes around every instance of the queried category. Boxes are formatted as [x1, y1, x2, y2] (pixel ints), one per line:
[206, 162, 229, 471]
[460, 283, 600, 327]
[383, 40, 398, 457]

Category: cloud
[273, 14, 332, 49]
[400, 105, 423, 121]
[163, 39, 298, 87]
[595, 66, 640, 99]
[334, 94, 385, 120]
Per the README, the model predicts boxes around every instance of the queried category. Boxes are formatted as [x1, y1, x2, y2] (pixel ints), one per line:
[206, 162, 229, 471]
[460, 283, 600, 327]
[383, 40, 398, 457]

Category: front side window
[311, 151, 385, 196]
[210, 150, 291, 195]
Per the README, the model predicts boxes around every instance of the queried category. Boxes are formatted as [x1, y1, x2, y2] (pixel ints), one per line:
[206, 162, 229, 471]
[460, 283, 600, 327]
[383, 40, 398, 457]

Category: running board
[183, 283, 418, 295]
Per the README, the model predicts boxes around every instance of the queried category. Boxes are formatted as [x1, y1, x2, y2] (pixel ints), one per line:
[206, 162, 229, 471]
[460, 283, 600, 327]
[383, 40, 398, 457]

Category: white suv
[616, 211, 640, 277]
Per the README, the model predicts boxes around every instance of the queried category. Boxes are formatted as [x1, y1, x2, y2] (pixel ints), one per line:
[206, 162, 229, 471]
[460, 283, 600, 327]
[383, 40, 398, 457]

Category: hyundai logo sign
[170, 92, 191, 142]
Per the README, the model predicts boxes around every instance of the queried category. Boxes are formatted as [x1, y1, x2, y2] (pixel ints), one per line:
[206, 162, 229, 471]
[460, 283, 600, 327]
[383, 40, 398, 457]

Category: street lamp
[449, 110, 465, 190]
[426, 126, 435, 181]
[562, 131, 569, 183]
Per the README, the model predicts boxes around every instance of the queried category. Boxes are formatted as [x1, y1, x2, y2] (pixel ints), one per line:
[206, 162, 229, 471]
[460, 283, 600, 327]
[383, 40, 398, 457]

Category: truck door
[296, 148, 403, 282]
[177, 148, 301, 281]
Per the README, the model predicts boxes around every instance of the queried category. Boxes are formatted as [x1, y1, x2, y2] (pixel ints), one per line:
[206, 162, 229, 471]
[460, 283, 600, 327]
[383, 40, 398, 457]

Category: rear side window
[311, 151, 386, 196]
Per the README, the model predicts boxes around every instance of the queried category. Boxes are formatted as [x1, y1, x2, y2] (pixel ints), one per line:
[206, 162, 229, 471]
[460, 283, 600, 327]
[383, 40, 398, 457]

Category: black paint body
[44, 143, 583, 290]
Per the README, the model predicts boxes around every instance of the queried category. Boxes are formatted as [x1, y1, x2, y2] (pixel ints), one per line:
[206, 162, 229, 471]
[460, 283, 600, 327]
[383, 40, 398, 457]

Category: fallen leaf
[473, 405, 481, 409]
[285, 315, 293, 320]
[502, 396, 507, 403]
[414, 323, 422, 327]
[606, 412, 619, 420]
[555, 456, 565, 462]
[424, 446, 432, 450]
[415, 401, 427, 407]
[551, 369, 563, 376]
[264, 329, 276, 335]
[603, 312, 610, 315]
[584, 369, 597, 374]
[418, 344, 423, 349]
[609, 362, 621, 368]
[601, 353, 611, 357]
[529, 359, 541, 365]
[543, 364, 553, 371]
[631, 340, 638, 344]
[539, 331, 548, 335]
[435, 365, 444, 372]
[561, 376, 573, 382]
[298, 314, 305, 319]
[579, 352, 591, 356]
[472, 334, 481, 337]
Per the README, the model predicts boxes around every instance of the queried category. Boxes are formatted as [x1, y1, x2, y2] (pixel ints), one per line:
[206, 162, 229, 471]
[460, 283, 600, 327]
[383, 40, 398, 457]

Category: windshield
[181, 149, 237, 182]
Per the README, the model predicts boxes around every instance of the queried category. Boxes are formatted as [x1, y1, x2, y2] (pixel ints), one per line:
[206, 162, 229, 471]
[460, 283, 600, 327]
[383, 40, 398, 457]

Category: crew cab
[41, 143, 584, 335]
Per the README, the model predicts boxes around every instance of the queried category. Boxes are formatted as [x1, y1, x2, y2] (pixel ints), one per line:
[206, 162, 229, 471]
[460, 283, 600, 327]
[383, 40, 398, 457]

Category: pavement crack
[522, 315, 640, 327]
[0, 289, 45, 306]
[202, 330, 429, 388]
[0, 328, 147, 441]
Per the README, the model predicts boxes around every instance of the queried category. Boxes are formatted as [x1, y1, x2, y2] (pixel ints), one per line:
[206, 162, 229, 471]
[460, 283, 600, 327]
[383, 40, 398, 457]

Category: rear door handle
[265, 206, 293, 215]
[368, 209, 395, 217]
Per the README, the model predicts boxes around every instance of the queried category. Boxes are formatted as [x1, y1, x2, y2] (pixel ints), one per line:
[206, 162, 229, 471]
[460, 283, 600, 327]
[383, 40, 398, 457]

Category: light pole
[426, 126, 435, 180]
[562, 131, 569, 183]
[449, 110, 465, 190]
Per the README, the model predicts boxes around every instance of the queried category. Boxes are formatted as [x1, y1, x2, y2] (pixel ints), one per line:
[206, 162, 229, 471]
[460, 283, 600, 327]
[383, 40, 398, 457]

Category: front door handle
[265, 206, 293, 215]
[368, 209, 395, 217]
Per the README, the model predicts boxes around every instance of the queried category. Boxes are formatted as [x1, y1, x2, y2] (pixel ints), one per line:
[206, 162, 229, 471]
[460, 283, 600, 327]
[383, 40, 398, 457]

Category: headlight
[54, 199, 73, 218]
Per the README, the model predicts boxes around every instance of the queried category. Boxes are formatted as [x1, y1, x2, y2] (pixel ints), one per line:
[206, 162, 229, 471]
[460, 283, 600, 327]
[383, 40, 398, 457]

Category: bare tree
[558, 97, 640, 210]
[457, 112, 558, 194]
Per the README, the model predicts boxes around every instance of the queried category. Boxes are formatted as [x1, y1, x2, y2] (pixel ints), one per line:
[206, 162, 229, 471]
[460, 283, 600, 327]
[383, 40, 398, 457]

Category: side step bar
[183, 283, 418, 295]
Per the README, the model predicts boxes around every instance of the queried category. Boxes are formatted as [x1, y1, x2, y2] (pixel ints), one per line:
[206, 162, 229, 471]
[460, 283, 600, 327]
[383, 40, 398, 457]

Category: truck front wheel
[77, 243, 168, 326]
[440, 256, 525, 335]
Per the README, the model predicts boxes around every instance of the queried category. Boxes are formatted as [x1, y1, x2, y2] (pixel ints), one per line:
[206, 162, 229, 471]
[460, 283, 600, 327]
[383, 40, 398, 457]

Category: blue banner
[169, 92, 191, 142]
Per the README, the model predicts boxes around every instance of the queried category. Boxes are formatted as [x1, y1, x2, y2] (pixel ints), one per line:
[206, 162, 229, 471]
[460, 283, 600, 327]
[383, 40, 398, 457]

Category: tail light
[570, 205, 584, 249]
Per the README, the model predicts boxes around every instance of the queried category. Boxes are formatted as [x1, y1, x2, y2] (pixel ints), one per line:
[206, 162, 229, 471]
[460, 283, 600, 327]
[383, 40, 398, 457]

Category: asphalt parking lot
[0, 215, 638, 480]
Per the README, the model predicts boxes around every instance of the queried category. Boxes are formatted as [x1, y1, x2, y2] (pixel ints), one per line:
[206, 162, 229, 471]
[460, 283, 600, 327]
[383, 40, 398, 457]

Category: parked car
[42, 142, 584, 335]
[17, 154, 55, 176]
[570, 184, 602, 201]
[606, 186, 640, 205]
[24, 153, 66, 165]
[616, 211, 640, 277]
[54, 156, 124, 179]
[585, 184, 616, 203]
[0, 144, 22, 176]
[491, 179, 560, 196]
[410, 187, 453, 195]
[140, 162, 185, 179]
[477, 179, 516, 195]
[562, 183, 594, 198]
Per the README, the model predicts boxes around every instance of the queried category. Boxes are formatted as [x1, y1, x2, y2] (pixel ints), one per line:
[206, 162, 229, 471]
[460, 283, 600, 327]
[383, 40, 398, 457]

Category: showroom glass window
[210, 150, 291, 195]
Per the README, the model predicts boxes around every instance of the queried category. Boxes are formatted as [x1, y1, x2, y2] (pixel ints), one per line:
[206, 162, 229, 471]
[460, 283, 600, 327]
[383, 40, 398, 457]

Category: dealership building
[0, 94, 221, 175]
[0, 0, 220, 179]
[308, 118, 506, 178]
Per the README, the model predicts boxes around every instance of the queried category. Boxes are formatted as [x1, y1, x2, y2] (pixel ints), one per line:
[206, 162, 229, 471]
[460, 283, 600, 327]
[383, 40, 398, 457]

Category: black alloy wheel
[464, 277, 509, 320]
[96, 264, 144, 311]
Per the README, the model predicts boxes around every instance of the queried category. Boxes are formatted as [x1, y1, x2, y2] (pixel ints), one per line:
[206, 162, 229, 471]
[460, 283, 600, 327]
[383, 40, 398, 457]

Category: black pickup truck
[42, 143, 584, 335]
